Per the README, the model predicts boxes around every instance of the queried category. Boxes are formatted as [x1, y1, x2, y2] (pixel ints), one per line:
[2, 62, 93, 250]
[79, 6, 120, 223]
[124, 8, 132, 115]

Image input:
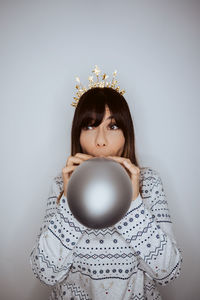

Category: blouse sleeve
[29, 175, 87, 286]
[114, 169, 183, 286]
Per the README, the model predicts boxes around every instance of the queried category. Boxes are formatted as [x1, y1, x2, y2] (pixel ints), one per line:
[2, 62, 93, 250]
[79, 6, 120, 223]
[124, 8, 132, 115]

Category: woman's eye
[109, 123, 119, 130]
[84, 125, 93, 130]
[83, 123, 119, 130]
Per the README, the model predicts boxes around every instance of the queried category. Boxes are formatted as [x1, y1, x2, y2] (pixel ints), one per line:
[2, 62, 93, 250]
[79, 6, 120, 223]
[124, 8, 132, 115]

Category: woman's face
[80, 105, 125, 157]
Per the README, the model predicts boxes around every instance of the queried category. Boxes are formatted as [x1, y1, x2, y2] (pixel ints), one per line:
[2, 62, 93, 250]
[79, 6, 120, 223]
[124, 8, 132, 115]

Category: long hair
[57, 87, 141, 204]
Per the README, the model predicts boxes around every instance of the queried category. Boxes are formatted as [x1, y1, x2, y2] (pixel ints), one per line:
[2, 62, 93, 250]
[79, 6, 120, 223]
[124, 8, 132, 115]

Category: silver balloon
[66, 157, 133, 229]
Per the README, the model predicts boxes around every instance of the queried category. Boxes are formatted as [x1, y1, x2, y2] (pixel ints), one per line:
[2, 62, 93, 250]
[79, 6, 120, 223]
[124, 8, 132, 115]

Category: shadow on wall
[0, 277, 50, 300]
[27, 282, 50, 300]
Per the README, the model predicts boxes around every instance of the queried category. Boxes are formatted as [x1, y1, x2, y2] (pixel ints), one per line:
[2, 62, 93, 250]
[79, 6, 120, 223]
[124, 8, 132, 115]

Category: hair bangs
[76, 88, 125, 131]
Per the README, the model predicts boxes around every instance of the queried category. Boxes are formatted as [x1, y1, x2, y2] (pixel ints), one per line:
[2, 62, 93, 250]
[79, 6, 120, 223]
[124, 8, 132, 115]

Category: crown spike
[71, 65, 125, 108]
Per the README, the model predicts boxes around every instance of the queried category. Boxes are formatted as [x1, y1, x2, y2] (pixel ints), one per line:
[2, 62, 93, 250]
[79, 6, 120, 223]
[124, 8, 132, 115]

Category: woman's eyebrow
[105, 115, 114, 121]
[90, 115, 115, 123]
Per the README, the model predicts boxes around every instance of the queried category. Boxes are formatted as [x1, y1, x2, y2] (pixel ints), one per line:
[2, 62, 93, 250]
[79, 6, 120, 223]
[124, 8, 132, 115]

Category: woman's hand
[62, 153, 94, 197]
[107, 156, 140, 201]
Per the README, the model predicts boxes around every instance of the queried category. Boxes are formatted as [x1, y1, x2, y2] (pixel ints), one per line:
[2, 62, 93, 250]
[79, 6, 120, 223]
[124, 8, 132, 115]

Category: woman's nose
[96, 141, 106, 147]
[95, 128, 107, 147]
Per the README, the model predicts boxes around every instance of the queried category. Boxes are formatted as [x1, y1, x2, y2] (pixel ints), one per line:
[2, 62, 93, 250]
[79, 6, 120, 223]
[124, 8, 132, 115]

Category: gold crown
[71, 65, 125, 108]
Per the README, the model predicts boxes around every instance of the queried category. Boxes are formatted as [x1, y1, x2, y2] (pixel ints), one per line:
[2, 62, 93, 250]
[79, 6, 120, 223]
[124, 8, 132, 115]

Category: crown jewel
[71, 65, 125, 108]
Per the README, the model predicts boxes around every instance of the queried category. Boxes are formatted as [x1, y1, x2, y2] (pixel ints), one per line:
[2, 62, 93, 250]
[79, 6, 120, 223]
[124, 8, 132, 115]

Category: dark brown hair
[57, 87, 141, 204]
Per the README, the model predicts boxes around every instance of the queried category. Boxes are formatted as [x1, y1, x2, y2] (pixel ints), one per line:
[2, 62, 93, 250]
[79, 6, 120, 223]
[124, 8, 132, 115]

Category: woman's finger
[108, 156, 140, 176]
[74, 153, 94, 162]
[107, 156, 131, 168]
[67, 156, 83, 166]
[122, 161, 140, 175]
[62, 165, 77, 175]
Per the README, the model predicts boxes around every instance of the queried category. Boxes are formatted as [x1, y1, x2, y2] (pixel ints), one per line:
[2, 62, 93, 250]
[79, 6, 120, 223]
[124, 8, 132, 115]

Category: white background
[0, 1, 199, 299]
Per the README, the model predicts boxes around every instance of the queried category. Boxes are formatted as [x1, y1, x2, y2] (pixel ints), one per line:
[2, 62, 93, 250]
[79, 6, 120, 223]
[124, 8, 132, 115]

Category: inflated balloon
[66, 157, 133, 229]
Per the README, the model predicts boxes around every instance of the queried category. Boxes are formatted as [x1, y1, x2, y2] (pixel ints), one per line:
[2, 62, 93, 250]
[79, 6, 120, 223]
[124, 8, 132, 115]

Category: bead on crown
[71, 65, 125, 108]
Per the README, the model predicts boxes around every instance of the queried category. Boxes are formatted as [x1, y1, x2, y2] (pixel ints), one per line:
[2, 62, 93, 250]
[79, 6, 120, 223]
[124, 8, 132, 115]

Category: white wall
[0, 1, 199, 299]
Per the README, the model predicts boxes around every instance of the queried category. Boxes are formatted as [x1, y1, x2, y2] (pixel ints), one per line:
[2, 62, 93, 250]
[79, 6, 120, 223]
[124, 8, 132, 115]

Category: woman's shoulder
[139, 166, 161, 179]
[139, 166, 163, 198]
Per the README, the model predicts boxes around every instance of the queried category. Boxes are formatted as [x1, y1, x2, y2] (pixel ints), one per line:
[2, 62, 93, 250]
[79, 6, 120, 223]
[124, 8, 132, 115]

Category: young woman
[30, 85, 182, 300]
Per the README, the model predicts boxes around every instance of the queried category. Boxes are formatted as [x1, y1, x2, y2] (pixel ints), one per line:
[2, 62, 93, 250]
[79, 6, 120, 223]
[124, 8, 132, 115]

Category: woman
[30, 81, 182, 299]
